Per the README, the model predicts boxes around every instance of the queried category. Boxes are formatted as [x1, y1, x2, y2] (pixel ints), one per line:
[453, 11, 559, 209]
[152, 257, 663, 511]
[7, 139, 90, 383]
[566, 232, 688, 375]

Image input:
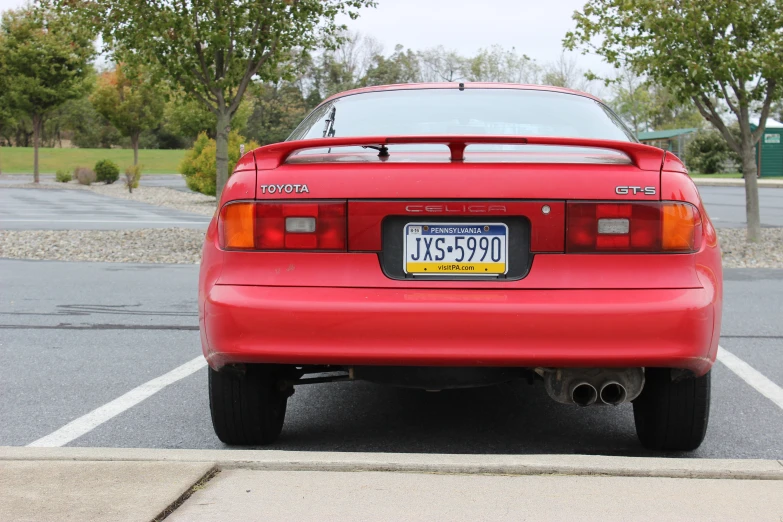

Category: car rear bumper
[202, 284, 719, 376]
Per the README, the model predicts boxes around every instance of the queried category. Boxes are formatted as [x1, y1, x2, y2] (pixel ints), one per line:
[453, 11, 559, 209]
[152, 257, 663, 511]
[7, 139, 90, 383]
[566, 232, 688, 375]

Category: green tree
[610, 69, 704, 135]
[0, 31, 13, 171]
[647, 85, 703, 131]
[63, 96, 123, 148]
[418, 46, 466, 82]
[245, 82, 309, 145]
[69, 0, 375, 199]
[90, 63, 166, 165]
[542, 53, 591, 91]
[308, 31, 380, 97]
[164, 95, 253, 142]
[686, 130, 737, 174]
[361, 44, 421, 86]
[0, 7, 94, 181]
[465, 45, 539, 83]
[565, 0, 783, 241]
[610, 68, 654, 135]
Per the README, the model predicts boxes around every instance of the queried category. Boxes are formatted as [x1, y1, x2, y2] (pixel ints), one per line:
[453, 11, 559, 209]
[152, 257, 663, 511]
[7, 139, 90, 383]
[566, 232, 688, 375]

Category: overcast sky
[337, 0, 606, 70]
[0, 0, 610, 83]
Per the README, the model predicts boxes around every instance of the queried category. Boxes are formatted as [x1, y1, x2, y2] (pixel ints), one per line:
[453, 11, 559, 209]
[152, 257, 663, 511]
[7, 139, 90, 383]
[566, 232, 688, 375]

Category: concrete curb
[693, 179, 783, 188]
[1, 447, 781, 481]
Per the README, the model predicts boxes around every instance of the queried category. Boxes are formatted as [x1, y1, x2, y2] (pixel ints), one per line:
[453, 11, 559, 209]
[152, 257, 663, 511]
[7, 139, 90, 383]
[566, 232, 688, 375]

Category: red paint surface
[203, 285, 717, 375]
[254, 135, 664, 171]
[198, 88, 722, 376]
[348, 200, 565, 252]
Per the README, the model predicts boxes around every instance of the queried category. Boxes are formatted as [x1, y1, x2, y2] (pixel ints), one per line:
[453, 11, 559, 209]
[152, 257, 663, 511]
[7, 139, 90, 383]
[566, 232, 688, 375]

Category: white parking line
[717, 345, 783, 411]
[27, 356, 207, 448]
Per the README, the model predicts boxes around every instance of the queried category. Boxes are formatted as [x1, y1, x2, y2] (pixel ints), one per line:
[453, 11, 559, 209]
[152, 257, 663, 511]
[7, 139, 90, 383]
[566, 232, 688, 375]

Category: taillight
[566, 202, 702, 253]
[219, 201, 346, 251]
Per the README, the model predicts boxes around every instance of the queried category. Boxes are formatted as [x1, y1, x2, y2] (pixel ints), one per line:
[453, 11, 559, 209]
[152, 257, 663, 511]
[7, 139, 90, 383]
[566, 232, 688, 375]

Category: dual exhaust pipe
[541, 368, 644, 407]
[570, 381, 628, 407]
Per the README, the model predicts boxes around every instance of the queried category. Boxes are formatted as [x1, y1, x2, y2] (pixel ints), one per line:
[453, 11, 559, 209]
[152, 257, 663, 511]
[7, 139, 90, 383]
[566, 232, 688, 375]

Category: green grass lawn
[0, 147, 186, 175]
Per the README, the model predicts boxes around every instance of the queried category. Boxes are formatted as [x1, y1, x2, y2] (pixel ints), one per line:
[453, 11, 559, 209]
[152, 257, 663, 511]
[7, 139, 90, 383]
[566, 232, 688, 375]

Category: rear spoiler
[254, 135, 665, 171]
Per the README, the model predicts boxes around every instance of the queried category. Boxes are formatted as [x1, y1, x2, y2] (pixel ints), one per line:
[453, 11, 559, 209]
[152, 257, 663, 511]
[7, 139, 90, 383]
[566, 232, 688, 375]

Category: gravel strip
[0, 229, 204, 264]
[88, 183, 217, 216]
[1, 227, 781, 266]
[717, 228, 783, 268]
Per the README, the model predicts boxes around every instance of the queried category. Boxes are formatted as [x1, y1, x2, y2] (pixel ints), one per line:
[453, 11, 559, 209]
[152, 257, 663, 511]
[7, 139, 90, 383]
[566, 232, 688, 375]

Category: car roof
[321, 83, 604, 105]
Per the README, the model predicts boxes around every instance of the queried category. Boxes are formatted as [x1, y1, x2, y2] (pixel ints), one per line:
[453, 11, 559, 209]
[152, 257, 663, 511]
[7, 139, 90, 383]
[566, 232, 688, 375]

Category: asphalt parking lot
[0, 188, 209, 230]
[699, 185, 783, 228]
[1, 183, 782, 458]
[1, 259, 782, 458]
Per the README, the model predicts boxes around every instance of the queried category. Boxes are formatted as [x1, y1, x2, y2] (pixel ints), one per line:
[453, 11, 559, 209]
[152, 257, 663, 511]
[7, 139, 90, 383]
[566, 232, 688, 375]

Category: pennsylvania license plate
[403, 223, 509, 275]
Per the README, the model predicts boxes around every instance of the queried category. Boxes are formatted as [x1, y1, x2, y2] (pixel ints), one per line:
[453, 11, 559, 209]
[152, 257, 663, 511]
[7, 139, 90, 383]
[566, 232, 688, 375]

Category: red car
[199, 83, 722, 451]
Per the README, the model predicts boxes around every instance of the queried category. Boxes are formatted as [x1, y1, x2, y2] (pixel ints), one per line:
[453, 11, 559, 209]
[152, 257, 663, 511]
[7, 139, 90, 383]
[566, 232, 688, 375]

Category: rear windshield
[288, 88, 636, 143]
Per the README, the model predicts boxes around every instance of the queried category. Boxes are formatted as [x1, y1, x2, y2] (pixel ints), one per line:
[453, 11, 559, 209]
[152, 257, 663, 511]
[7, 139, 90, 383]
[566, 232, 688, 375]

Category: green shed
[637, 128, 698, 162]
[753, 119, 783, 178]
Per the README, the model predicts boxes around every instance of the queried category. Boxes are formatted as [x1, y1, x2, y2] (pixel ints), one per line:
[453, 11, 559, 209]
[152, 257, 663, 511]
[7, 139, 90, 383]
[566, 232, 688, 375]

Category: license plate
[403, 223, 509, 275]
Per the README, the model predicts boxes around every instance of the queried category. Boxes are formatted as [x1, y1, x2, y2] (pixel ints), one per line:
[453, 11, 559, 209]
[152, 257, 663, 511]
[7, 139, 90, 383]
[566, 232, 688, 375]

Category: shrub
[74, 167, 96, 185]
[124, 164, 143, 193]
[179, 131, 259, 196]
[55, 169, 72, 183]
[685, 130, 740, 174]
[94, 159, 120, 184]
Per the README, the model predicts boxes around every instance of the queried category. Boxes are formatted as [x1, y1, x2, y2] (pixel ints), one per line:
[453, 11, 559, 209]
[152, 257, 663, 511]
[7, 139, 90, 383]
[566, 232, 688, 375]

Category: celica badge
[259, 184, 310, 195]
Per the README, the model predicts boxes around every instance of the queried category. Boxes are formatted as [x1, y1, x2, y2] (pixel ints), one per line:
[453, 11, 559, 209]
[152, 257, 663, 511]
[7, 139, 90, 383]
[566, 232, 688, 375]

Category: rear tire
[209, 364, 288, 445]
[633, 368, 711, 451]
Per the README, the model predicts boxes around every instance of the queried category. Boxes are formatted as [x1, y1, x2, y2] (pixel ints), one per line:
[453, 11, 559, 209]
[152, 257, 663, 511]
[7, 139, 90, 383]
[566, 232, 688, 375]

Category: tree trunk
[32, 114, 41, 183]
[132, 133, 139, 165]
[740, 139, 762, 242]
[215, 109, 231, 200]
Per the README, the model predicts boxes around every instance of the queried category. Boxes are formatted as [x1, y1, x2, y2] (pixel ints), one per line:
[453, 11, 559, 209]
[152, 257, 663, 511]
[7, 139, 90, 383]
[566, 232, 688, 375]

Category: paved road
[1, 259, 781, 458]
[0, 188, 209, 230]
[698, 186, 783, 228]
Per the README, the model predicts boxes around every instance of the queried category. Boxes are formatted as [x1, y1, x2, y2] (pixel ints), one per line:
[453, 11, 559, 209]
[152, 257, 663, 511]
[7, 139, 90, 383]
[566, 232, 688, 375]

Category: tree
[245, 81, 310, 145]
[0, 31, 13, 170]
[542, 53, 591, 91]
[0, 7, 94, 182]
[164, 95, 254, 141]
[610, 68, 704, 134]
[307, 32, 380, 98]
[60, 96, 123, 148]
[465, 45, 540, 84]
[90, 63, 166, 165]
[610, 67, 654, 135]
[361, 44, 421, 86]
[565, 0, 783, 241]
[68, 0, 376, 200]
[686, 130, 741, 174]
[418, 46, 466, 82]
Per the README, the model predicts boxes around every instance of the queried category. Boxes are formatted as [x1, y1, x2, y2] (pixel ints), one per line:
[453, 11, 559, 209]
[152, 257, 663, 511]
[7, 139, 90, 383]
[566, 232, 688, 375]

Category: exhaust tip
[600, 382, 627, 406]
[571, 382, 598, 407]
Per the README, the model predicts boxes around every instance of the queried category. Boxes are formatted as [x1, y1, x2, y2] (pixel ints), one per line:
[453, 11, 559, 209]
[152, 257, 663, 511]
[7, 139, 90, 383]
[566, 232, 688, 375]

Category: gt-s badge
[259, 184, 309, 195]
[616, 186, 656, 196]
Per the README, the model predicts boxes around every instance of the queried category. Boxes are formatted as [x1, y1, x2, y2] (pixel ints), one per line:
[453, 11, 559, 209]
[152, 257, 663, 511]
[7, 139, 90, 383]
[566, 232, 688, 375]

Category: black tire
[633, 368, 711, 451]
[209, 364, 288, 445]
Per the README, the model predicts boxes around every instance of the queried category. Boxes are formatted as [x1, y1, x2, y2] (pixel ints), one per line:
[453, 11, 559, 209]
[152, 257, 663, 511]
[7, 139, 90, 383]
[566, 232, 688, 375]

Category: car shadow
[269, 379, 694, 457]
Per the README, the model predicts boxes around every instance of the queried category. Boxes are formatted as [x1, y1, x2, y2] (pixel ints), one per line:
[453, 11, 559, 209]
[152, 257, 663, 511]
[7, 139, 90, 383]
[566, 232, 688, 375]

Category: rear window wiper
[322, 107, 336, 138]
